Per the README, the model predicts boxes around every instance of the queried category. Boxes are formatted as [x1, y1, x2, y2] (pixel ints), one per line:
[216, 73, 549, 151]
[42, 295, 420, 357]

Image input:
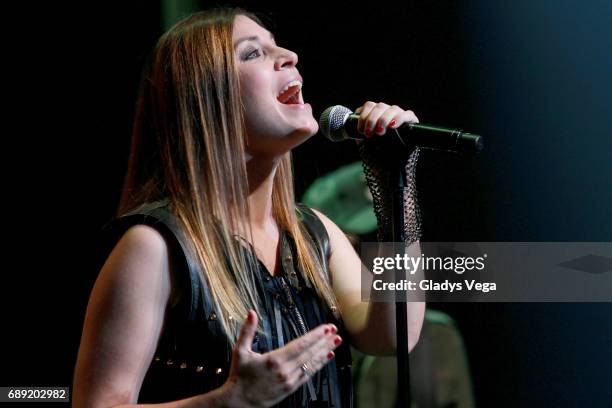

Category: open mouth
[277, 81, 304, 105]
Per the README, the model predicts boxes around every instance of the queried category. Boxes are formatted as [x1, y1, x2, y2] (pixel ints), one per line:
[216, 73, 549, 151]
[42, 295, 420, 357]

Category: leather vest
[103, 200, 353, 407]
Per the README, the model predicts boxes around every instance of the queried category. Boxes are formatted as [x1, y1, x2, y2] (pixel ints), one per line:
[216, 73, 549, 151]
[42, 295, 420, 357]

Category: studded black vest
[103, 200, 353, 407]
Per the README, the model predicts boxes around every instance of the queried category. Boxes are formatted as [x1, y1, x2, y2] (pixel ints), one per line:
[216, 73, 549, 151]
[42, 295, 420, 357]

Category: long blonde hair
[118, 8, 338, 344]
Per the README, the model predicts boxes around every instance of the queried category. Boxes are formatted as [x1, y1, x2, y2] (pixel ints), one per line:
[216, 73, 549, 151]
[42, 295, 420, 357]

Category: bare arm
[312, 209, 425, 356]
[72, 225, 231, 407]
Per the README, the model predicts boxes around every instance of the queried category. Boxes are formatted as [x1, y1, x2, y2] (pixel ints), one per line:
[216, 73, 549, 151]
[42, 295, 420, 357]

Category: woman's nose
[274, 49, 298, 70]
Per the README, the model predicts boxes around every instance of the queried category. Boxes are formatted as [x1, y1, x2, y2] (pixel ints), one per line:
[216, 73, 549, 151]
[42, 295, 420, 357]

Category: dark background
[3, 0, 612, 406]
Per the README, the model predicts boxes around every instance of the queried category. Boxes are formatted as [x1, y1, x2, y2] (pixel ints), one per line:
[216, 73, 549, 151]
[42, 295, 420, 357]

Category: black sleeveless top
[103, 200, 353, 407]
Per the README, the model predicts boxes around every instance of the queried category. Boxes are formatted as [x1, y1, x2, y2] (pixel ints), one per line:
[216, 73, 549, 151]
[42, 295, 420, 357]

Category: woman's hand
[354, 101, 419, 138]
[220, 310, 342, 408]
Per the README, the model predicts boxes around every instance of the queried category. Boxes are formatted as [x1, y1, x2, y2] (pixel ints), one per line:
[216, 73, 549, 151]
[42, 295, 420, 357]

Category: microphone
[319, 105, 484, 152]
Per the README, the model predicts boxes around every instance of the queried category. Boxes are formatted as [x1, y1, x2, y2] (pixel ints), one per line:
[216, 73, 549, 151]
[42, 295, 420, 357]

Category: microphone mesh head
[319, 105, 352, 142]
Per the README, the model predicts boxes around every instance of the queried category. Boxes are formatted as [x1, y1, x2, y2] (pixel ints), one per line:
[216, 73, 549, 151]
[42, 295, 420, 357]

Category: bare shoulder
[96, 224, 174, 299]
[111, 224, 170, 263]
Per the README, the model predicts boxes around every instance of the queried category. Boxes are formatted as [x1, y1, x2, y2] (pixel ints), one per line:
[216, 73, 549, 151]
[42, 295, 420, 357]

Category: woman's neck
[245, 153, 281, 229]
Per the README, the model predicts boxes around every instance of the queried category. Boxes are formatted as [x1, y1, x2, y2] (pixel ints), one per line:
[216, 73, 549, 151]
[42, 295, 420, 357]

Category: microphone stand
[392, 159, 411, 408]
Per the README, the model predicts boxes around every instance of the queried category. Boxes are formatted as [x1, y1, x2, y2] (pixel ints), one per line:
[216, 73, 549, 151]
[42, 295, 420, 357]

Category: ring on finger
[301, 362, 314, 377]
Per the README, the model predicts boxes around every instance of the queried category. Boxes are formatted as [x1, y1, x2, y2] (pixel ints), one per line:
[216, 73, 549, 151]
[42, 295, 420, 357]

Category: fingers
[375, 105, 405, 134]
[266, 328, 341, 395]
[282, 325, 341, 379]
[354, 101, 419, 138]
[293, 333, 341, 378]
[255, 324, 338, 397]
[273, 324, 336, 363]
[235, 310, 258, 354]
[292, 338, 340, 390]
[355, 101, 381, 136]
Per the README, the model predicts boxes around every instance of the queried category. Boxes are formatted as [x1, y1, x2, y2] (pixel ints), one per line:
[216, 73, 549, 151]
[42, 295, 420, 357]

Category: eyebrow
[233, 32, 276, 49]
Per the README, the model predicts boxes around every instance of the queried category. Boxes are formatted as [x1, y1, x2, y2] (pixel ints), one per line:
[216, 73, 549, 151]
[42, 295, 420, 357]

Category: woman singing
[73, 7, 424, 408]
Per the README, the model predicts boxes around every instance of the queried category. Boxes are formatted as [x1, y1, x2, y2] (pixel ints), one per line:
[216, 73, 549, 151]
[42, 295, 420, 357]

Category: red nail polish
[327, 351, 335, 360]
[330, 325, 337, 334]
[324, 328, 329, 334]
[365, 128, 372, 137]
[375, 126, 384, 134]
[334, 336, 342, 345]
[389, 120, 397, 128]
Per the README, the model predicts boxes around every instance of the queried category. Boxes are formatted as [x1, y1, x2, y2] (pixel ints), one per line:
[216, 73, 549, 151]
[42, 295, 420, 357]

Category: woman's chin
[296, 116, 319, 136]
[290, 122, 319, 142]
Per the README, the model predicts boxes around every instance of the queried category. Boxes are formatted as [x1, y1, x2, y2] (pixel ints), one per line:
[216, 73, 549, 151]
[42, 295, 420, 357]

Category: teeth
[277, 80, 302, 98]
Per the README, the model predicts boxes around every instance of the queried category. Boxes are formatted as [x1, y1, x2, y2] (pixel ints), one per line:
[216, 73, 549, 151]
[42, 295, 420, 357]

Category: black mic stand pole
[392, 159, 411, 408]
